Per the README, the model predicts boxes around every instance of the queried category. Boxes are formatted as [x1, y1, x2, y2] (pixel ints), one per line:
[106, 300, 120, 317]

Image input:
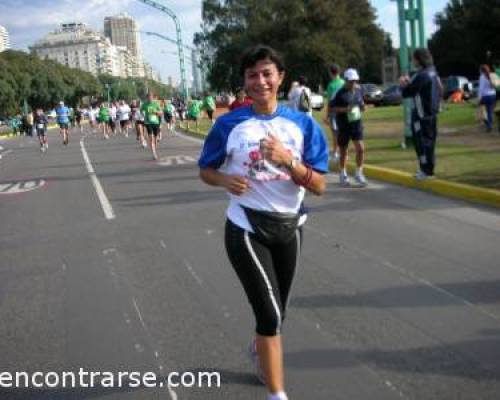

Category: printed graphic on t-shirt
[244, 145, 292, 182]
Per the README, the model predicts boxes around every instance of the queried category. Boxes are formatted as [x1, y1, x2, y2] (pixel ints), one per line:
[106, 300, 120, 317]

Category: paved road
[1, 125, 499, 400]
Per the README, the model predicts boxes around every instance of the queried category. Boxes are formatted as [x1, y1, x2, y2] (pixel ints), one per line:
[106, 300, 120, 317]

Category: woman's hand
[223, 175, 251, 196]
[260, 133, 293, 166]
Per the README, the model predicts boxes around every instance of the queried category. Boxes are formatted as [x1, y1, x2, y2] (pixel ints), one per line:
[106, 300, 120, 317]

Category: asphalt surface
[1, 125, 500, 400]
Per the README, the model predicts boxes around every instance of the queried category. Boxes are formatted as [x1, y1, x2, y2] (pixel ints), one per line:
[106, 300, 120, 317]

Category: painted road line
[80, 135, 116, 220]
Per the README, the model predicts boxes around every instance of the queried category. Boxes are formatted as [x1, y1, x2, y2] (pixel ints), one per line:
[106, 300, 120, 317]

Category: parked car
[361, 83, 383, 105]
[310, 93, 324, 111]
[443, 76, 471, 100]
[379, 84, 403, 106]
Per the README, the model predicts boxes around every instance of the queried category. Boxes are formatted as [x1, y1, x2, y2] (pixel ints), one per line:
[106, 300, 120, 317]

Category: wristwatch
[286, 158, 298, 171]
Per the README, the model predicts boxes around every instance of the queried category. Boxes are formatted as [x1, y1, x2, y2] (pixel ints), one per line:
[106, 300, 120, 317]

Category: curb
[344, 163, 500, 209]
[177, 126, 500, 210]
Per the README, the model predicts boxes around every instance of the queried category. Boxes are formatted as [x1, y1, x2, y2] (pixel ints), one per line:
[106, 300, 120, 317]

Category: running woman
[131, 100, 147, 148]
[55, 101, 70, 145]
[141, 92, 162, 160]
[34, 108, 49, 152]
[198, 45, 328, 400]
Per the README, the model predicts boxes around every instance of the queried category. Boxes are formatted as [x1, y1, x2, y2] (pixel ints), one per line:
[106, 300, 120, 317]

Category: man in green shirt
[98, 103, 111, 139]
[202, 92, 216, 124]
[186, 97, 203, 131]
[324, 64, 345, 163]
[163, 99, 176, 133]
[141, 92, 163, 160]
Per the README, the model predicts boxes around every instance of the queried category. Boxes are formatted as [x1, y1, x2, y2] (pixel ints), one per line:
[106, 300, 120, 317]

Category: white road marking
[158, 155, 197, 167]
[183, 259, 203, 286]
[102, 248, 117, 256]
[160, 240, 167, 249]
[132, 298, 147, 330]
[80, 135, 115, 220]
[0, 179, 46, 194]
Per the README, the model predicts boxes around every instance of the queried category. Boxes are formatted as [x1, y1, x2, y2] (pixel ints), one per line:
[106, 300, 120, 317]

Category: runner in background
[34, 108, 49, 152]
[141, 92, 163, 160]
[202, 91, 217, 125]
[229, 87, 253, 111]
[55, 101, 70, 145]
[131, 100, 147, 148]
[164, 99, 176, 134]
[75, 106, 83, 133]
[117, 100, 131, 137]
[324, 64, 345, 164]
[186, 97, 202, 131]
[331, 68, 368, 187]
[98, 102, 111, 139]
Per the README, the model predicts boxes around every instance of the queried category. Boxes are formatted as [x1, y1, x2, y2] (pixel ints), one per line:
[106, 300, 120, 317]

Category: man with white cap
[330, 68, 367, 186]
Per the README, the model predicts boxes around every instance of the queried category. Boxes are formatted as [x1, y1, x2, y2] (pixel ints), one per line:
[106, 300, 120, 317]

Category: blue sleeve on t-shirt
[198, 119, 229, 169]
[282, 108, 329, 173]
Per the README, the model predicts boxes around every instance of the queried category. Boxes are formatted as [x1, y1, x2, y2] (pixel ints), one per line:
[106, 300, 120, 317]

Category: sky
[0, 0, 449, 85]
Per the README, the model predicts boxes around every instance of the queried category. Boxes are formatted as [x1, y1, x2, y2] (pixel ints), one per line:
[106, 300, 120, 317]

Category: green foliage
[195, 0, 385, 92]
[0, 50, 102, 117]
[429, 0, 500, 78]
[0, 50, 174, 117]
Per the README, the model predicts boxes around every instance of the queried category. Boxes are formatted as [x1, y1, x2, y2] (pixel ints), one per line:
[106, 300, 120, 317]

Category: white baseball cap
[344, 68, 360, 81]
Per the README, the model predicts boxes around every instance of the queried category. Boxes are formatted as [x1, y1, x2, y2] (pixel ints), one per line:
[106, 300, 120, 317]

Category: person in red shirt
[229, 87, 253, 110]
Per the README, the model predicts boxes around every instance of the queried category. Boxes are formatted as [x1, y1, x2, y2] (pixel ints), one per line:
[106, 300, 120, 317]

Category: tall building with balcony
[104, 13, 143, 77]
[30, 22, 133, 78]
[0, 25, 10, 52]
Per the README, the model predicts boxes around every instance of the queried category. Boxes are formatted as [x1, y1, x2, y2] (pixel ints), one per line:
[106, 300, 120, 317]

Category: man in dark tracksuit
[400, 48, 442, 179]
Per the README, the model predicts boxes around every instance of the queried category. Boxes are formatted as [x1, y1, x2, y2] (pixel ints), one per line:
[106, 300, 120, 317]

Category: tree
[195, 0, 385, 92]
[429, 0, 500, 78]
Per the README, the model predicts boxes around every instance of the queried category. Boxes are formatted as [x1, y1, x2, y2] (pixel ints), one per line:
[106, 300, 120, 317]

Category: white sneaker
[248, 340, 266, 385]
[415, 171, 434, 181]
[354, 172, 368, 187]
[267, 392, 288, 400]
[339, 173, 351, 186]
[142, 140, 148, 149]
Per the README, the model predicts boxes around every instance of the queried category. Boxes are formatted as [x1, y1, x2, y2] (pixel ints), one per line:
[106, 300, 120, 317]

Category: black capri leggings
[225, 219, 302, 337]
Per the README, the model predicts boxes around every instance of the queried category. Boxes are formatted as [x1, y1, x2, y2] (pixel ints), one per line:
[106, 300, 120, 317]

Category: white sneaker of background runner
[339, 172, 351, 186]
[267, 391, 288, 400]
[354, 172, 367, 186]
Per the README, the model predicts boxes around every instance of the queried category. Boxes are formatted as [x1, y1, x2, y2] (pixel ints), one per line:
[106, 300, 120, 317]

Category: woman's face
[244, 59, 284, 105]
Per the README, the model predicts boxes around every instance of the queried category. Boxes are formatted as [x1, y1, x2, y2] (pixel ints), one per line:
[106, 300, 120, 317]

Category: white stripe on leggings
[244, 232, 282, 334]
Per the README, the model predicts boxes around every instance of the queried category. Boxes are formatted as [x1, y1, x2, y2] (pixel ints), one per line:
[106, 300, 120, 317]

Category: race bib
[148, 114, 159, 124]
[37, 124, 45, 129]
[348, 106, 361, 123]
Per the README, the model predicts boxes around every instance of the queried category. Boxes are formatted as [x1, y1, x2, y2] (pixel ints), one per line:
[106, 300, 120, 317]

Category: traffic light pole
[394, 0, 426, 148]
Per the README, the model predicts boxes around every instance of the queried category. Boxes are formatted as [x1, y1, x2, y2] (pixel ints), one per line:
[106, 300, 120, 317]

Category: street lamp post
[393, 0, 426, 148]
[105, 84, 111, 103]
[136, 0, 189, 98]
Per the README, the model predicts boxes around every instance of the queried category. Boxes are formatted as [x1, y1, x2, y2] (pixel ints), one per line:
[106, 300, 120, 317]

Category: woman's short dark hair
[413, 48, 434, 68]
[239, 45, 285, 77]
